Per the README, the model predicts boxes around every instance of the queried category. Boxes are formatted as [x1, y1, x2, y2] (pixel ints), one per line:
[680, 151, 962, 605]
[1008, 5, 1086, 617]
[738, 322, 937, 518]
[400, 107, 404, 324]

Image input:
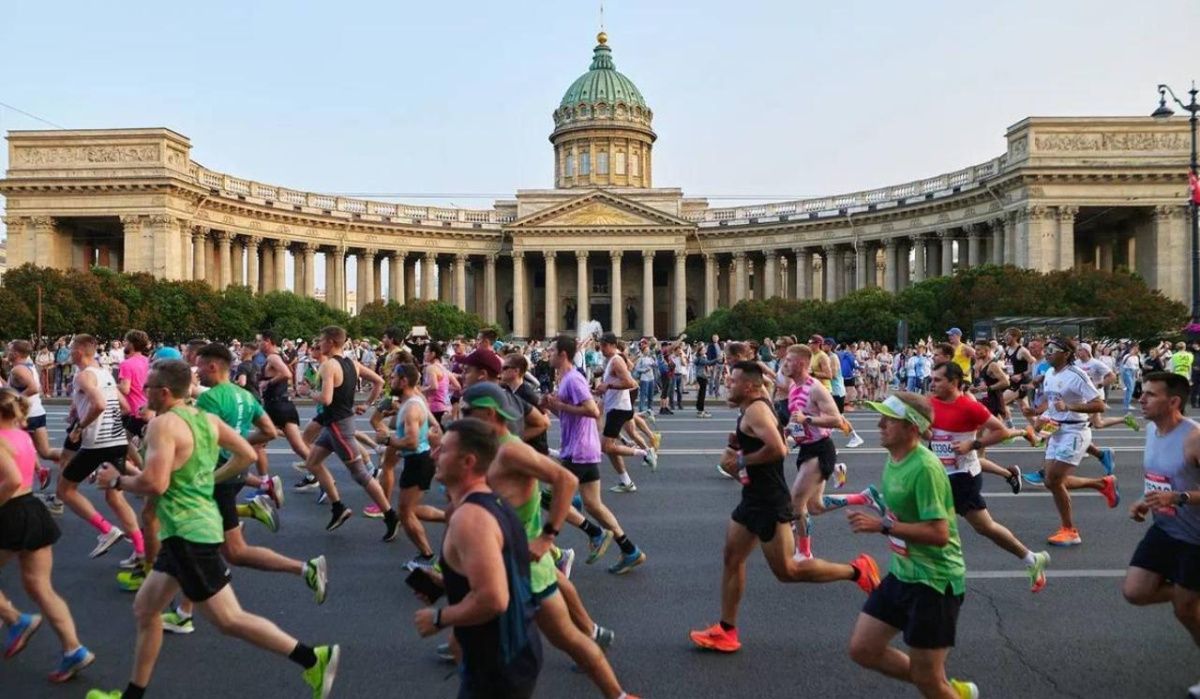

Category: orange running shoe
[1047, 527, 1081, 547]
[1099, 475, 1120, 509]
[851, 553, 881, 594]
[689, 623, 741, 653]
[1022, 425, 1040, 448]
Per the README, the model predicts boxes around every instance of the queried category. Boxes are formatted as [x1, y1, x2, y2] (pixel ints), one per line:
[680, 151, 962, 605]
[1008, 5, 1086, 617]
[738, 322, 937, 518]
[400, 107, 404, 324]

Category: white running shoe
[118, 552, 145, 570]
[89, 528, 125, 559]
[846, 432, 864, 449]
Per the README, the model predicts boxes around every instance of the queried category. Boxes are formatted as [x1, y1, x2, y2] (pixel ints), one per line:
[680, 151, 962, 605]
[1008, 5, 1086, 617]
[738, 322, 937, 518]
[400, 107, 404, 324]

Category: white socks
[1021, 551, 1037, 566]
[617, 472, 633, 486]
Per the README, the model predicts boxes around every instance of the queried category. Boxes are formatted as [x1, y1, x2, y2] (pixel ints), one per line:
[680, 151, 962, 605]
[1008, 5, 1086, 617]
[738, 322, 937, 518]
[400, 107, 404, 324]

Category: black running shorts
[153, 537, 232, 603]
[948, 473, 987, 516]
[399, 451, 435, 491]
[1129, 523, 1200, 592]
[213, 482, 244, 533]
[731, 498, 794, 543]
[796, 437, 837, 480]
[602, 409, 634, 439]
[62, 445, 129, 484]
[561, 458, 600, 485]
[862, 574, 963, 649]
[264, 400, 301, 429]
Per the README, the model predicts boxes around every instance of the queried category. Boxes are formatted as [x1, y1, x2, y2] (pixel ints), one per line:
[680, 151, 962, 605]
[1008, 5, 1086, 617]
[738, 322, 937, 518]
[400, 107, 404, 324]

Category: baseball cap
[808, 334, 823, 346]
[864, 394, 931, 433]
[460, 348, 502, 376]
[461, 382, 518, 421]
[946, 327, 963, 337]
[1078, 342, 1092, 355]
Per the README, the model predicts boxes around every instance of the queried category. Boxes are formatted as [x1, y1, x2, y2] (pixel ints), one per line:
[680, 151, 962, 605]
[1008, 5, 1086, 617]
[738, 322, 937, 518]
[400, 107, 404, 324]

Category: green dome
[559, 34, 647, 110]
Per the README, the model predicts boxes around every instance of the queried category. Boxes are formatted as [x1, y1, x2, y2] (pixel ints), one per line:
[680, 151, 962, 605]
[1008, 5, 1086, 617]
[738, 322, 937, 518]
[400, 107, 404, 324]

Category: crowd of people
[0, 321, 1196, 698]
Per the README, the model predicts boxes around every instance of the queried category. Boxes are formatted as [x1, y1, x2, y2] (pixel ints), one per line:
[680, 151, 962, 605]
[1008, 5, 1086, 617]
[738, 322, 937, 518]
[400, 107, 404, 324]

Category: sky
[2, 0, 1198, 285]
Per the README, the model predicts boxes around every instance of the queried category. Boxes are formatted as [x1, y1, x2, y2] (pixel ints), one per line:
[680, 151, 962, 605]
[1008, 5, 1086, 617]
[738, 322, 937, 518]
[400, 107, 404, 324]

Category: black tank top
[1007, 346, 1029, 379]
[736, 398, 790, 505]
[262, 354, 290, 404]
[442, 491, 542, 693]
[977, 361, 1004, 416]
[323, 356, 358, 422]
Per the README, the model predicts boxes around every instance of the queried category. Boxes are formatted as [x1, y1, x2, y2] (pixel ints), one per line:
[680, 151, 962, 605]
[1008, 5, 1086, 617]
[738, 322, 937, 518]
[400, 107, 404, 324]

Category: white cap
[1078, 342, 1092, 355]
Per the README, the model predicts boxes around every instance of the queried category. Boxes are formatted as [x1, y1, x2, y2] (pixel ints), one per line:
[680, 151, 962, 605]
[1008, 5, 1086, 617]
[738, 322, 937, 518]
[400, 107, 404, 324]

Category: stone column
[642, 252, 655, 337]
[989, 218, 1006, 266]
[191, 227, 208, 283]
[438, 259, 452, 302]
[763, 251, 778, 298]
[855, 244, 869, 290]
[331, 248, 346, 310]
[795, 248, 811, 299]
[911, 235, 927, 283]
[245, 237, 260, 293]
[362, 249, 377, 304]
[405, 257, 417, 301]
[884, 238, 898, 292]
[733, 252, 747, 302]
[1057, 205, 1078, 271]
[1152, 205, 1188, 303]
[611, 251, 624, 333]
[373, 255, 383, 302]
[673, 251, 687, 335]
[897, 238, 911, 289]
[453, 254, 468, 310]
[483, 254, 497, 324]
[576, 251, 590, 331]
[966, 226, 982, 268]
[325, 249, 338, 308]
[703, 253, 717, 314]
[295, 247, 307, 296]
[513, 252, 529, 337]
[823, 245, 838, 301]
[214, 231, 232, 289]
[423, 252, 437, 300]
[390, 252, 406, 303]
[271, 240, 288, 293]
[543, 251, 558, 337]
[260, 240, 275, 292]
[231, 239, 244, 286]
[938, 231, 954, 277]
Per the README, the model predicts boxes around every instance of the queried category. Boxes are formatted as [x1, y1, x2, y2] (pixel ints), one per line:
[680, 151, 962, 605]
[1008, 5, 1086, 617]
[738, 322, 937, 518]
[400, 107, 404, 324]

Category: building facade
[1, 33, 1194, 338]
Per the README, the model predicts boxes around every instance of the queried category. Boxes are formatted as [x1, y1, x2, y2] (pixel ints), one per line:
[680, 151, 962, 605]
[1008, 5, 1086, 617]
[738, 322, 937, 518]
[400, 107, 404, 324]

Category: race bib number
[1144, 472, 1177, 516]
[929, 431, 976, 475]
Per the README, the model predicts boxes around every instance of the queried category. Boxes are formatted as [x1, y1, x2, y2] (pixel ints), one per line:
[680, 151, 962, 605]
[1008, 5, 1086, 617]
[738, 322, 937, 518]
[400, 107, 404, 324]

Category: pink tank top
[788, 376, 832, 444]
[423, 366, 449, 413]
[0, 428, 38, 491]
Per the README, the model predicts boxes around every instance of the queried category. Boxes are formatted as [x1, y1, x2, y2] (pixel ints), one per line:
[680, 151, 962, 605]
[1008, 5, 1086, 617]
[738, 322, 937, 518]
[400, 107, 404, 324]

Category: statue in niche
[563, 300, 577, 332]
[505, 299, 514, 332]
[625, 299, 638, 330]
[686, 303, 696, 324]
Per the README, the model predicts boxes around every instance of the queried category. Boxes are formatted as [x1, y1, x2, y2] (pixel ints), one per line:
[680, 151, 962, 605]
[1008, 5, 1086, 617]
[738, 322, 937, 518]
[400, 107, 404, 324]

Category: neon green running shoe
[116, 568, 145, 592]
[247, 494, 279, 533]
[949, 678, 979, 698]
[85, 691, 122, 699]
[301, 644, 341, 699]
[305, 556, 329, 605]
[1123, 414, 1140, 432]
[162, 609, 195, 634]
[1027, 551, 1050, 593]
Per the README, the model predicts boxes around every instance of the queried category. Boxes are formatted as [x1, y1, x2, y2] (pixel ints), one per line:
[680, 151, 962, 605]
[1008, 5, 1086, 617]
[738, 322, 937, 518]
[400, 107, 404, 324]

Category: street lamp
[1152, 82, 1200, 322]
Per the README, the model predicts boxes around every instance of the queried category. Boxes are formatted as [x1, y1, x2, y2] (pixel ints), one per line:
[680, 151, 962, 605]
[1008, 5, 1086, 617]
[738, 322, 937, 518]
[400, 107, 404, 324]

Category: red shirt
[931, 394, 992, 433]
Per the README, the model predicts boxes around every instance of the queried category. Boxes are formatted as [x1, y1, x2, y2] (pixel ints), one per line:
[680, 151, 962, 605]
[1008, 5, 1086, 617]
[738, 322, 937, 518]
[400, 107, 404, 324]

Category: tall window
[597, 152, 609, 175]
[581, 151, 591, 176]
[615, 151, 626, 175]
[565, 150, 575, 177]
[630, 151, 640, 176]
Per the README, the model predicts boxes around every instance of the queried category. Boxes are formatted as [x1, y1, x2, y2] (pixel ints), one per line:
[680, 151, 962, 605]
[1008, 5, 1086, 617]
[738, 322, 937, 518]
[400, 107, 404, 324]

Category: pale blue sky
[2, 0, 1198, 258]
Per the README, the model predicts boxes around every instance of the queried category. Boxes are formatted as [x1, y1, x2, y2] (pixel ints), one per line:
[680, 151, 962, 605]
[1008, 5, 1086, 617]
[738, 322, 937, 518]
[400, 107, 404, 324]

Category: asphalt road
[2, 396, 1197, 698]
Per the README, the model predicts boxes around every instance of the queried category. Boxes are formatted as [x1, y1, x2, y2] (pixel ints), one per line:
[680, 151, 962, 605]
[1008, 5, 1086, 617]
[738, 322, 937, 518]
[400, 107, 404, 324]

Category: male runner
[689, 361, 879, 653]
[413, 418, 542, 699]
[595, 333, 657, 494]
[57, 334, 143, 561]
[824, 338, 865, 448]
[1001, 328, 1035, 422]
[260, 330, 312, 483]
[299, 326, 396, 537]
[1122, 371, 1200, 699]
[945, 328, 975, 379]
[544, 336, 645, 575]
[87, 360, 337, 699]
[846, 392, 977, 699]
[1033, 338, 1120, 546]
[1076, 342, 1133, 450]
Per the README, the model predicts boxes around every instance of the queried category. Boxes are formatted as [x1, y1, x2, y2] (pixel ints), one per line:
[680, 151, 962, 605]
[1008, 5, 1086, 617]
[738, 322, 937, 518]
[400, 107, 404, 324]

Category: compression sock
[614, 534, 636, 555]
[129, 529, 145, 556]
[87, 513, 112, 535]
[123, 683, 146, 699]
[578, 519, 603, 538]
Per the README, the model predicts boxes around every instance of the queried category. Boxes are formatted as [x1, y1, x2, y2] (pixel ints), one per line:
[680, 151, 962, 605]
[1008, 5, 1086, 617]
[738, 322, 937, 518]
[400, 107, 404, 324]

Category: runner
[57, 334, 143, 561]
[1032, 337, 1120, 546]
[422, 341, 457, 426]
[1121, 371, 1200, 699]
[260, 330, 312, 483]
[1000, 328, 1035, 423]
[689, 361, 879, 653]
[299, 326, 396, 537]
[946, 328, 975, 380]
[846, 392, 977, 699]
[824, 338, 864, 448]
[0, 389, 94, 682]
[544, 336, 646, 575]
[595, 333, 657, 494]
[87, 360, 338, 699]
[413, 418, 542, 699]
[6, 341, 59, 506]
[1076, 342, 1136, 442]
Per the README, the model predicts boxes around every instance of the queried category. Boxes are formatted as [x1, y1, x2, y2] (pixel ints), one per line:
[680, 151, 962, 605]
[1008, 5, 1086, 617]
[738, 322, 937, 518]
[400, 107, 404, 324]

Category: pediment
[511, 190, 692, 229]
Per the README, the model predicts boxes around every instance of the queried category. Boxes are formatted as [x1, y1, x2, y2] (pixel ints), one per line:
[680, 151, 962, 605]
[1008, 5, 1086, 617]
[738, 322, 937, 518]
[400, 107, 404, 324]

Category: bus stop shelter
[972, 316, 1107, 342]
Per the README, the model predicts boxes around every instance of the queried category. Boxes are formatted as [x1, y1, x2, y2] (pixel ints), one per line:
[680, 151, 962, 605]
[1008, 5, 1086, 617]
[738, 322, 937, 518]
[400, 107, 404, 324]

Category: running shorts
[862, 574, 963, 649]
[399, 451, 435, 491]
[1044, 427, 1090, 466]
[602, 409, 634, 439]
[213, 482, 244, 532]
[0, 493, 61, 551]
[264, 400, 301, 429]
[773, 399, 790, 429]
[61, 421, 81, 453]
[122, 414, 149, 440]
[23, 415, 47, 432]
[948, 473, 987, 515]
[560, 458, 600, 485]
[314, 417, 360, 463]
[1129, 523, 1200, 592]
[796, 437, 837, 480]
[730, 498, 794, 543]
[62, 445, 129, 484]
[154, 536, 232, 602]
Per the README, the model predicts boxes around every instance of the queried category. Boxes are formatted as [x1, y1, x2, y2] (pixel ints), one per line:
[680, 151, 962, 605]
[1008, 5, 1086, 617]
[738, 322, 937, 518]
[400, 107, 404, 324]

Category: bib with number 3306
[1144, 472, 1177, 516]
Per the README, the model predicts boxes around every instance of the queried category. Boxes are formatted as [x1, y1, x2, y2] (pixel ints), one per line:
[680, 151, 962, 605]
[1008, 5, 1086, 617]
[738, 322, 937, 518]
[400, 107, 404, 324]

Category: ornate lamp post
[1152, 82, 1200, 324]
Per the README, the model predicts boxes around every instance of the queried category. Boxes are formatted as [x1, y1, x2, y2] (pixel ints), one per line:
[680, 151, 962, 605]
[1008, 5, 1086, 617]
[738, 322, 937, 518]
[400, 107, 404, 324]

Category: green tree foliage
[351, 300, 495, 341]
[685, 264, 1187, 344]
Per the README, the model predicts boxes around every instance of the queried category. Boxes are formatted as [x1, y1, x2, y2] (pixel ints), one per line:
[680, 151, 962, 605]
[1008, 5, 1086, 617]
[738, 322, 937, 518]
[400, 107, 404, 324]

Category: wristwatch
[880, 519, 893, 537]
[1178, 492, 1192, 506]
[542, 523, 560, 537]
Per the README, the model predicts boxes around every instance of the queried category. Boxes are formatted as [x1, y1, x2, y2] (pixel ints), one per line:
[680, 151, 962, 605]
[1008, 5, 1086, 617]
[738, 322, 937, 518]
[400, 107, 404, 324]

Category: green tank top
[156, 406, 224, 544]
[504, 433, 557, 596]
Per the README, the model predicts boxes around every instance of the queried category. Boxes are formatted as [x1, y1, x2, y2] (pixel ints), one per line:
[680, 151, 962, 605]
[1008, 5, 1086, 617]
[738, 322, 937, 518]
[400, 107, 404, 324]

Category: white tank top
[12, 359, 45, 418]
[73, 366, 127, 449]
[602, 356, 632, 412]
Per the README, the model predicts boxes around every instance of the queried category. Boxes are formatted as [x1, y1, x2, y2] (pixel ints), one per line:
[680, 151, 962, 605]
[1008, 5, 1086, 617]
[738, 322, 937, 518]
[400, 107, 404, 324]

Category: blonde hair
[0, 388, 30, 425]
[787, 343, 813, 360]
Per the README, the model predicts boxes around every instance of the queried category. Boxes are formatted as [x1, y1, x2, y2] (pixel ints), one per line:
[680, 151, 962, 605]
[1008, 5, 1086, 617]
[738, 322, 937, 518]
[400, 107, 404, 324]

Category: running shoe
[118, 552, 145, 570]
[49, 645, 95, 683]
[866, 484, 887, 516]
[1047, 527, 1082, 547]
[362, 503, 384, 519]
[548, 447, 562, 459]
[652, 432, 663, 449]
[1123, 414, 1141, 432]
[688, 623, 741, 653]
[1023, 469, 1046, 486]
[642, 410, 657, 424]
[832, 462, 848, 489]
[608, 548, 646, 575]
[594, 625, 615, 650]
[35, 464, 51, 490]
[116, 568, 145, 592]
[1027, 551, 1050, 593]
[436, 642, 455, 663]
[643, 449, 659, 472]
[1021, 425, 1040, 447]
[382, 511, 401, 543]
[846, 431, 864, 449]
[261, 475, 285, 509]
[89, 528, 125, 558]
[405, 554, 437, 571]
[1100, 475, 1120, 508]
[586, 530, 614, 564]
[949, 679, 979, 699]
[162, 609, 195, 634]
[325, 503, 352, 532]
[305, 555, 329, 605]
[3, 613, 42, 658]
[698, 411, 713, 418]
[317, 489, 329, 505]
[293, 474, 320, 493]
[1188, 679, 1200, 699]
[716, 463, 735, 480]
[555, 547, 576, 579]
[1006, 465, 1023, 495]
[609, 482, 637, 494]
[248, 494, 280, 533]
[301, 644, 341, 699]
[850, 553, 881, 594]
[37, 493, 64, 516]
[1099, 447, 1116, 476]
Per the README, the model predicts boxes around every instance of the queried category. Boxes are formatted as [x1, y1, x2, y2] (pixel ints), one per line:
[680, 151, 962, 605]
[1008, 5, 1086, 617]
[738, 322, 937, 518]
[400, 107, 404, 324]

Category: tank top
[424, 365, 449, 413]
[262, 354, 291, 404]
[503, 433, 557, 596]
[1007, 345, 1029, 380]
[736, 398, 790, 505]
[8, 360, 45, 419]
[952, 343, 972, 378]
[396, 396, 431, 455]
[73, 366, 127, 449]
[1144, 418, 1200, 545]
[976, 361, 1004, 416]
[0, 428, 38, 491]
[323, 356, 357, 422]
[441, 491, 542, 690]
[156, 407, 224, 544]
[601, 356, 632, 412]
[813, 351, 833, 390]
[787, 376, 832, 444]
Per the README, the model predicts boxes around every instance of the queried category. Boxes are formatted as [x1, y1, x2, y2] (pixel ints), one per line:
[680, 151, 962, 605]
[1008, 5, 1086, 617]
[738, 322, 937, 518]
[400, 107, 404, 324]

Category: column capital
[243, 235, 261, 247]
[454, 252, 468, 262]
[988, 217, 1007, 232]
[964, 223, 985, 238]
[793, 246, 809, 256]
[543, 250, 557, 260]
[512, 250, 525, 260]
[270, 238, 288, 251]
[361, 247, 377, 258]
[1057, 205, 1080, 222]
[147, 214, 174, 226]
[674, 249, 688, 260]
[908, 234, 926, 245]
[117, 214, 142, 227]
[935, 229, 954, 239]
[424, 250, 437, 259]
[212, 230, 232, 243]
[394, 250, 408, 261]
[762, 249, 777, 259]
[883, 237, 898, 249]
[577, 250, 589, 260]
[190, 224, 211, 239]
[293, 241, 315, 253]
[732, 250, 746, 259]
[822, 243, 838, 253]
[330, 247, 345, 259]
[610, 249, 623, 261]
